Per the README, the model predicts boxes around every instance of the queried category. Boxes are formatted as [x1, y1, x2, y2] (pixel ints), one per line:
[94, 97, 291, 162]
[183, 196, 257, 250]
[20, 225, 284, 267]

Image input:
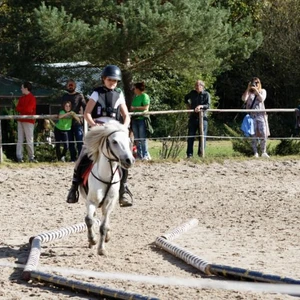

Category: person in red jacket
[16, 81, 37, 163]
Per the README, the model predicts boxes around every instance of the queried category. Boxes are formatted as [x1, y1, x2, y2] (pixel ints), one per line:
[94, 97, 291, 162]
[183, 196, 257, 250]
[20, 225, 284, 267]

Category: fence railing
[0, 108, 297, 163]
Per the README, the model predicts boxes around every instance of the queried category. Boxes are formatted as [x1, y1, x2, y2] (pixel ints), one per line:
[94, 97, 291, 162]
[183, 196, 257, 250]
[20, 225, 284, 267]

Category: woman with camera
[242, 77, 270, 158]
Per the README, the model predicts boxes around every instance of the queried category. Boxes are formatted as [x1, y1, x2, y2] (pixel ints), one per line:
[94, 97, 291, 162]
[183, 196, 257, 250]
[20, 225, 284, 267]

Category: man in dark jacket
[61, 79, 86, 162]
[184, 80, 210, 158]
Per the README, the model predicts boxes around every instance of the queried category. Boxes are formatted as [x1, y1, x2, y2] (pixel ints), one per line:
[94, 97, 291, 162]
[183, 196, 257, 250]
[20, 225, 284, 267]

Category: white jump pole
[22, 220, 101, 281]
[161, 218, 198, 241]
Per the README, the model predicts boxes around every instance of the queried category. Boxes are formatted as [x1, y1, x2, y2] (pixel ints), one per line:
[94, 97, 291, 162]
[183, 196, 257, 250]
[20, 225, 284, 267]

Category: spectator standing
[184, 80, 210, 158]
[16, 81, 37, 163]
[61, 79, 86, 162]
[242, 77, 270, 158]
[66, 65, 134, 207]
[130, 81, 151, 160]
[54, 100, 80, 162]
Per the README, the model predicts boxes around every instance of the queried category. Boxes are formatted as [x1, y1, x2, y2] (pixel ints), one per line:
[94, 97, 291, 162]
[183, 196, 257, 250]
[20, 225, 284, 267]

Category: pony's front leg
[98, 202, 115, 255]
[98, 197, 117, 255]
[85, 201, 97, 249]
[98, 215, 109, 256]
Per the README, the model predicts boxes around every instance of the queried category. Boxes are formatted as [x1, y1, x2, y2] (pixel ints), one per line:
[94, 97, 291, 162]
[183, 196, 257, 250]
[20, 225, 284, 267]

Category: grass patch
[147, 138, 284, 160]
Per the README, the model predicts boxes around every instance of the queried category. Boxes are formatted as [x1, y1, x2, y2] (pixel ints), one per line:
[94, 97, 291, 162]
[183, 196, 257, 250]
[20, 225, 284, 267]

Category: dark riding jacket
[184, 90, 210, 120]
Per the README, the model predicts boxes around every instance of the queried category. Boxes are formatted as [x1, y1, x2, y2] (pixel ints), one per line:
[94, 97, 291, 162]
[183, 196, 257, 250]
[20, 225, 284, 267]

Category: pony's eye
[112, 140, 118, 145]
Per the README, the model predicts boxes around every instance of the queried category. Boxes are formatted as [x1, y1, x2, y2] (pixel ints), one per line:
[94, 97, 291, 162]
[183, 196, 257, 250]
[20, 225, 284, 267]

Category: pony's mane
[84, 122, 128, 162]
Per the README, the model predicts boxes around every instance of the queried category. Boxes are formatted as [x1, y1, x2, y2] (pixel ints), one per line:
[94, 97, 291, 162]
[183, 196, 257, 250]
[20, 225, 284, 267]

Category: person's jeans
[68, 122, 84, 162]
[186, 118, 208, 157]
[132, 119, 149, 159]
[54, 127, 69, 160]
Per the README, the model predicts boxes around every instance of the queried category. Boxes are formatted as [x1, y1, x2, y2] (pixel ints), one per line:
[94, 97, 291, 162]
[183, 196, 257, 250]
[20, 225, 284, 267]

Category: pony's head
[84, 122, 135, 169]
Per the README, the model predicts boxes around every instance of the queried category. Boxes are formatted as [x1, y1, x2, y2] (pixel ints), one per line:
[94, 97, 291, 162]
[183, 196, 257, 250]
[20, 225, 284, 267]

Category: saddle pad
[82, 163, 93, 187]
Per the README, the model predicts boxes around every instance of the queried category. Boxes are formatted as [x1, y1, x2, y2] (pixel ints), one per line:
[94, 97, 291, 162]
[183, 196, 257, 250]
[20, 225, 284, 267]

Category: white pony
[80, 121, 135, 255]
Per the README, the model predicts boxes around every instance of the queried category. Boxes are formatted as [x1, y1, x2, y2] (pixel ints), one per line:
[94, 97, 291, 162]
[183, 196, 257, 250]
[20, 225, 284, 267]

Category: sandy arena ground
[1, 159, 300, 299]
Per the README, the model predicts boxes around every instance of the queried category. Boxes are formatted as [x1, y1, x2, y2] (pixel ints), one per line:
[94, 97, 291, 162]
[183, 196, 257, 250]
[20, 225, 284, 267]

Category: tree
[215, 0, 300, 137]
[34, 0, 262, 105]
[0, 1, 45, 78]
[260, 0, 300, 107]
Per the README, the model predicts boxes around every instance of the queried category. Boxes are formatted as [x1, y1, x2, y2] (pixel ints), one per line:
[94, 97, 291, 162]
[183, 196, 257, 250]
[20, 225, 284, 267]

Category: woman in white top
[242, 77, 270, 158]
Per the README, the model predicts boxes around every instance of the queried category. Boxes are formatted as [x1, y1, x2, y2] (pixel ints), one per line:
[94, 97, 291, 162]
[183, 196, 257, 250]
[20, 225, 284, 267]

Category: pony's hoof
[88, 240, 97, 248]
[98, 249, 107, 256]
[105, 232, 110, 243]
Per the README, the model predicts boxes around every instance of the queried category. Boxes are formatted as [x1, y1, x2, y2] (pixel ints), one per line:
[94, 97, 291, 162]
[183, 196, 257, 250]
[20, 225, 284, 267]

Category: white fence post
[0, 120, 3, 163]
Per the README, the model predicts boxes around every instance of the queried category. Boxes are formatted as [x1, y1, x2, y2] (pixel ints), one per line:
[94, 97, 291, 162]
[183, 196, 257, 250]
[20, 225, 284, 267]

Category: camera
[249, 80, 258, 92]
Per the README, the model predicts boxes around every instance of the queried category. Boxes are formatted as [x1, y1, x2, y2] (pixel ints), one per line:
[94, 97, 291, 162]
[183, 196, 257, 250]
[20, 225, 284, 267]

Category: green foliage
[223, 123, 253, 156]
[273, 139, 300, 156]
[214, 0, 267, 23]
[34, 142, 56, 162]
[224, 123, 277, 156]
[32, 0, 262, 102]
[216, 0, 300, 135]
[1, 99, 18, 160]
[34, 119, 56, 162]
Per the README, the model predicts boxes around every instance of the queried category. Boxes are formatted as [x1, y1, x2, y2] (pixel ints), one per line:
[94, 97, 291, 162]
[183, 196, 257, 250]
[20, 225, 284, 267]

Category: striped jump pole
[22, 219, 159, 300]
[155, 218, 210, 274]
[32, 219, 101, 244]
[155, 221, 300, 285]
[30, 270, 159, 300]
[22, 237, 42, 281]
[22, 220, 101, 281]
[155, 237, 210, 274]
[161, 218, 199, 241]
[206, 264, 300, 284]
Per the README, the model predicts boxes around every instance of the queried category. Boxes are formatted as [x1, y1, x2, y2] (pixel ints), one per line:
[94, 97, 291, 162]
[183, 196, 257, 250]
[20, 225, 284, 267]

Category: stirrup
[66, 184, 79, 204]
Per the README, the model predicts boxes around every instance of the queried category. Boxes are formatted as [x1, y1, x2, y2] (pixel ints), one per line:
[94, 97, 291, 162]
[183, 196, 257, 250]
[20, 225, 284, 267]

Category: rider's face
[104, 77, 118, 89]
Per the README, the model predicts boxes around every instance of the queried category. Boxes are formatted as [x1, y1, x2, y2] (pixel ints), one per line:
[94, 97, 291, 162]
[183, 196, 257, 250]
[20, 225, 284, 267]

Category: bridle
[90, 130, 124, 203]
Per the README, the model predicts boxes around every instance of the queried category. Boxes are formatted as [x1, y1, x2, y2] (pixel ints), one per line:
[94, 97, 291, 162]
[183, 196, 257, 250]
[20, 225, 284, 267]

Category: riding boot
[66, 178, 80, 203]
[119, 168, 133, 207]
[67, 149, 92, 204]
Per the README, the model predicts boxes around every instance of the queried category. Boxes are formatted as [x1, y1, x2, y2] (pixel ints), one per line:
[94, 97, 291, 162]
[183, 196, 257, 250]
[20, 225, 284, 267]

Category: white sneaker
[254, 153, 259, 158]
[261, 152, 270, 158]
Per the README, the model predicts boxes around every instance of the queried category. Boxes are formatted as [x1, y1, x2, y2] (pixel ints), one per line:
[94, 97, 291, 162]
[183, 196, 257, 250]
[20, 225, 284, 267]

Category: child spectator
[54, 101, 80, 162]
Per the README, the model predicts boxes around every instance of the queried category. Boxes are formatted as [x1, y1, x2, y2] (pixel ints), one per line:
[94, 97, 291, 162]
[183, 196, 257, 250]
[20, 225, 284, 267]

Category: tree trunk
[122, 69, 134, 108]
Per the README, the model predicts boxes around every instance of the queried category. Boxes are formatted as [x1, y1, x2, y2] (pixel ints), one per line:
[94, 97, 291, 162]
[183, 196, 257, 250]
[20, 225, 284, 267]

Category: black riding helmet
[101, 65, 122, 81]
